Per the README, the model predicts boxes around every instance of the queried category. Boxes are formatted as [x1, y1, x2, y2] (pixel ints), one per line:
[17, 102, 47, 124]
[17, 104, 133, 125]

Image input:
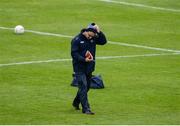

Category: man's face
[86, 31, 96, 40]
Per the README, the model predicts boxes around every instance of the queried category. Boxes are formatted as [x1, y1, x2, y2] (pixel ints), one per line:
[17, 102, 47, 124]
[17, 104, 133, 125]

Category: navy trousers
[73, 73, 92, 112]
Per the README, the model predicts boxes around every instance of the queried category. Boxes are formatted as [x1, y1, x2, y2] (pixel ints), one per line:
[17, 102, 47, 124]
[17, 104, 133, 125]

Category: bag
[90, 75, 105, 89]
[71, 74, 105, 89]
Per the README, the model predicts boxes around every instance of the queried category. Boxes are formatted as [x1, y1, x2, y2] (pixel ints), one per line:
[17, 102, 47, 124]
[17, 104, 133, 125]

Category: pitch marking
[0, 53, 180, 67]
[1, 26, 180, 53]
[98, 0, 180, 12]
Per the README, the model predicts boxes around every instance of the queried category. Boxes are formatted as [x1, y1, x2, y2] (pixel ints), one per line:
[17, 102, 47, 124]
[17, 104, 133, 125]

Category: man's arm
[95, 31, 107, 45]
[71, 39, 86, 62]
[93, 24, 107, 45]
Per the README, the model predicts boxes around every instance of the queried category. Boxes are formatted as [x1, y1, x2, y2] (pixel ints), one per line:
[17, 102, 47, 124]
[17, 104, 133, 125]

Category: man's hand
[85, 58, 93, 62]
[85, 51, 93, 62]
[93, 24, 100, 33]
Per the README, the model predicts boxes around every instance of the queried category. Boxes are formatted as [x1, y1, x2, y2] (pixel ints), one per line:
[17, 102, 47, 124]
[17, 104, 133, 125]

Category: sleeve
[95, 31, 107, 45]
[71, 38, 86, 62]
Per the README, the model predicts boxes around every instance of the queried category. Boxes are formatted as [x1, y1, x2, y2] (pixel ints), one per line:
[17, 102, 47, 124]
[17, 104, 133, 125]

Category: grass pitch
[0, 0, 180, 124]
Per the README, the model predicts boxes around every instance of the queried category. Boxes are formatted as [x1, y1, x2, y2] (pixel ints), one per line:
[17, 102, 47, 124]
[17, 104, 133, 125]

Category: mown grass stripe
[1, 26, 180, 53]
[0, 53, 180, 67]
[98, 0, 180, 12]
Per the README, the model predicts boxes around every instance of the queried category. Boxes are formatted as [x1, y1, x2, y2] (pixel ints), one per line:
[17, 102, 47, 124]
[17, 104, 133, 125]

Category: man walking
[71, 23, 107, 115]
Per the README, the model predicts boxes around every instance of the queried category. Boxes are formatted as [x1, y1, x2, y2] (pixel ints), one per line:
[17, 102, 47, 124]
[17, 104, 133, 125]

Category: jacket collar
[79, 33, 87, 40]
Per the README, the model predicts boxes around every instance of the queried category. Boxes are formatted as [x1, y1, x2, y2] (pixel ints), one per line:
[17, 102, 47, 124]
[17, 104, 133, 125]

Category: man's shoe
[72, 103, 80, 110]
[83, 110, 95, 115]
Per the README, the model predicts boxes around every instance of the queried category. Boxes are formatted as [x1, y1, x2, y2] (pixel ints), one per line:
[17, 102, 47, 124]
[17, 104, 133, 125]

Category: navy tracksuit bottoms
[73, 73, 92, 112]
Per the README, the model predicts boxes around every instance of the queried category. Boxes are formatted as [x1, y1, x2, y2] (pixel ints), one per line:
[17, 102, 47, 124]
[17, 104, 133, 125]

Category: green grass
[0, 0, 180, 124]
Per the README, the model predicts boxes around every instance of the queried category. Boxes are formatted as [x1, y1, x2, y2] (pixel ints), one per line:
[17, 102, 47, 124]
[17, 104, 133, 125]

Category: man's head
[81, 23, 98, 40]
[82, 28, 97, 40]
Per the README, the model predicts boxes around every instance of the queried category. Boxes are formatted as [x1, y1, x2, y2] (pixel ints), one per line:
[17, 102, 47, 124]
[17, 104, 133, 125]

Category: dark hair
[81, 23, 97, 33]
[87, 28, 97, 33]
[81, 28, 87, 33]
[80, 28, 98, 38]
[81, 28, 97, 34]
[91, 23, 96, 26]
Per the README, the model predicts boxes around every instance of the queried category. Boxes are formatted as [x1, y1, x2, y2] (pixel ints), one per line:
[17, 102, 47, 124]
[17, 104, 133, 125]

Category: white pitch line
[97, 53, 180, 60]
[108, 41, 180, 53]
[0, 27, 14, 30]
[25, 29, 73, 38]
[98, 0, 180, 12]
[0, 53, 180, 67]
[1, 26, 180, 53]
[0, 58, 72, 67]
[0, 26, 73, 38]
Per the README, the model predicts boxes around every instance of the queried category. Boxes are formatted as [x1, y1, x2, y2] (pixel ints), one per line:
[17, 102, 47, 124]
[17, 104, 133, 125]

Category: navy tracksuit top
[71, 31, 107, 74]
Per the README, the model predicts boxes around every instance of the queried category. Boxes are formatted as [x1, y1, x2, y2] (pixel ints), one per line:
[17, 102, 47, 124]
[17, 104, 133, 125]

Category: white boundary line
[98, 0, 180, 12]
[25, 29, 73, 38]
[0, 53, 180, 67]
[97, 53, 180, 59]
[108, 41, 180, 53]
[0, 58, 72, 67]
[1, 26, 180, 53]
[0, 26, 73, 38]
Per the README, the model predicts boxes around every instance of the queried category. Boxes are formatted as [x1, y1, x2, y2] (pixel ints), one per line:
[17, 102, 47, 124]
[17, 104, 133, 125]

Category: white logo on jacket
[90, 40, 94, 43]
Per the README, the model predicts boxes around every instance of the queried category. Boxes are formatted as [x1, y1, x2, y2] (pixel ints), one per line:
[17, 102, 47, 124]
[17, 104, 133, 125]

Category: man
[71, 23, 107, 115]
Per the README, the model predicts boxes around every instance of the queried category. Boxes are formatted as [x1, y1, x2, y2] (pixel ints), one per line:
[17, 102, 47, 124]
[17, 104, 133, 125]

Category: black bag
[71, 74, 105, 89]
